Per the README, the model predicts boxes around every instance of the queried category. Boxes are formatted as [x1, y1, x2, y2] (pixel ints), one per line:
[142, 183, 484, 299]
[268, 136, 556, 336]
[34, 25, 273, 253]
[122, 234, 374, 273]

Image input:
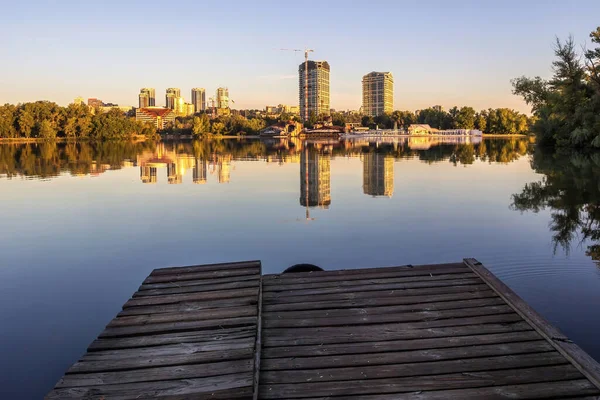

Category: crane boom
[279, 48, 314, 121]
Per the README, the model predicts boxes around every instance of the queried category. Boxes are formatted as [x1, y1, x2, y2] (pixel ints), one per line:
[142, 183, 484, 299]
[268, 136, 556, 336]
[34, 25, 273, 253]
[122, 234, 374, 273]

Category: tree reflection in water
[512, 149, 600, 263]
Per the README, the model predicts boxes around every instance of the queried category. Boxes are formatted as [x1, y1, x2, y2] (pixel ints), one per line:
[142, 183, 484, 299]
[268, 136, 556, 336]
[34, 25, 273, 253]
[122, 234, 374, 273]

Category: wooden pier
[46, 259, 600, 399]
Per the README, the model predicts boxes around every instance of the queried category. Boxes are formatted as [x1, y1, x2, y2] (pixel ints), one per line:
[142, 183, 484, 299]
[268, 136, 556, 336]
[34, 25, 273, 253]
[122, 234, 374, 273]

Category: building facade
[216, 87, 229, 109]
[88, 98, 103, 108]
[362, 72, 394, 117]
[191, 88, 206, 113]
[363, 153, 394, 197]
[299, 61, 330, 121]
[139, 88, 155, 108]
[165, 88, 181, 109]
[139, 93, 150, 109]
[135, 107, 176, 130]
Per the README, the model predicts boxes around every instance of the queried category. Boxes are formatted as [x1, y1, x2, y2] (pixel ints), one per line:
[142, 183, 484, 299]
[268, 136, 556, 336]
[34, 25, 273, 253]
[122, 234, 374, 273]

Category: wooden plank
[263, 284, 492, 305]
[261, 331, 542, 359]
[262, 272, 478, 291]
[143, 267, 260, 284]
[263, 320, 531, 347]
[139, 274, 259, 291]
[118, 296, 258, 316]
[464, 258, 600, 391]
[304, 380, 600, 400]
[83, 339, 255, 361]
[253, 274, 263, 400]
[151, 260, 260, 275]
[262, 278, 484, 299]
[264, 313, 523, 347]
[123, 287, 258, 308]
[261, 364, 581, 397]
[46, 372, 254, 399]
[88, 327, 256, 351]
[133, 279, 260, 297]
[67, 348, 255, 373]
[263, 304, 513, 329]
[261, 340, 554, 371]
[259, 364, 583, 398]
[263, 265, 469, 285]
[110, 306, 257, 327]
[263, 297, 505, 320]
[56, 359, 253, 387]
[262, 290, 499, 312]
[99, 316, 257, 338]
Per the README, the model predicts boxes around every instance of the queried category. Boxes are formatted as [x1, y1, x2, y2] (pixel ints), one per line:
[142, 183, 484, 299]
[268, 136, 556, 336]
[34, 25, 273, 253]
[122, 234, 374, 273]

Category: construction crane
[279, 48, 314, 122]
[208, 97, 216, 118]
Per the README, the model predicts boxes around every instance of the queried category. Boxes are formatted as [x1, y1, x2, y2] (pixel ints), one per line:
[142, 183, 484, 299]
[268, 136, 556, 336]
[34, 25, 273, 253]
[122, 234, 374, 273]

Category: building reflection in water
[140, 166, 157, 184]
[300, 146, 331, 209]
[138, 143, 228, 184]
[363, 153, 394, 197]
[193, 158, 207, 184]
[216, 155, 231, 184]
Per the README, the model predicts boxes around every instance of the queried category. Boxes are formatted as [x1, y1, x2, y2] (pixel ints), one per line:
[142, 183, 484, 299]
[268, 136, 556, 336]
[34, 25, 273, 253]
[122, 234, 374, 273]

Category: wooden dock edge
[253, 262, 263, 400]
[464, 258, 600, 390]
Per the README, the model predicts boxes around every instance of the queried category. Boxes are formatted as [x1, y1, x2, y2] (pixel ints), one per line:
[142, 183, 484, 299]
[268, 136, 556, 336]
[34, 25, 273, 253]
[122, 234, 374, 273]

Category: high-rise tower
[139, 88, 155, 108]
[299, 61, 330, 121]
[191, 88, 206, 113]
[165, 88, 181, 109]
[362, 72, 394, 117]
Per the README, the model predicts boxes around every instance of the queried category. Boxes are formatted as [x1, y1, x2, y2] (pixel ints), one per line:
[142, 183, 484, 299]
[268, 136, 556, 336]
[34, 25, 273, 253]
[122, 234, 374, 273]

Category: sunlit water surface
[1, 138, 599, 398]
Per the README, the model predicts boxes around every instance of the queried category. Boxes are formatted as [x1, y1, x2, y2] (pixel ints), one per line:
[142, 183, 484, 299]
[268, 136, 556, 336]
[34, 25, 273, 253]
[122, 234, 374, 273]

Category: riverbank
[0, 136, 152, 144]
[482, 133, 529, 138]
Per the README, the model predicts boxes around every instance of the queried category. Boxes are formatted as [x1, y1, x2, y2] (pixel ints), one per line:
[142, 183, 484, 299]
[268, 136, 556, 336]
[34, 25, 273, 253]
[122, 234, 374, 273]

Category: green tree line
[165, 114, 267, 136]
[332, 107, 531, 134]
[512, 26, 600, 147]
[0, 101, 157, 140]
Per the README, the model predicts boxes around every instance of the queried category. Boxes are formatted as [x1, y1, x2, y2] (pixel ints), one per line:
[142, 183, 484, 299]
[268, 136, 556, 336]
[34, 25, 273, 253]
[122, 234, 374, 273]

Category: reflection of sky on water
[1, 138, 599, 398]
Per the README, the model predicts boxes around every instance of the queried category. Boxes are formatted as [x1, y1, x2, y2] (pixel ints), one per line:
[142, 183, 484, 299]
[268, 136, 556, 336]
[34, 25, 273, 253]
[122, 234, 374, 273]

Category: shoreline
[0, 137, 152, 144]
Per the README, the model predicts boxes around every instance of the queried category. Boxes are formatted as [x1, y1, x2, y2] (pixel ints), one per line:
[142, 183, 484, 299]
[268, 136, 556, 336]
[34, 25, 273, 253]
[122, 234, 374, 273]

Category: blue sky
[0, 0, 598, 113]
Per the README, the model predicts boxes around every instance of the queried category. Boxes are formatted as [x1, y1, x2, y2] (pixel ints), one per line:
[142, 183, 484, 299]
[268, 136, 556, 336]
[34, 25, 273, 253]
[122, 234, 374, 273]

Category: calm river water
[1, 137, 600, 398]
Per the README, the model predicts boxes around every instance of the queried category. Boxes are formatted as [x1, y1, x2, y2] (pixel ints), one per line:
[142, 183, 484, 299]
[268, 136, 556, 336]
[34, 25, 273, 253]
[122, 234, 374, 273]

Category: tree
[0, 104, 17, 138]
[38, 120, 57, 139]
[192, 114, 210, 135]
[361, 115, 374, 128]
[455, 107, 476, 129]
[211, 122, 226, 135]
[475, 112, 487, 132]
[512, 29, 600, 147]
[17, 110, 35, 138]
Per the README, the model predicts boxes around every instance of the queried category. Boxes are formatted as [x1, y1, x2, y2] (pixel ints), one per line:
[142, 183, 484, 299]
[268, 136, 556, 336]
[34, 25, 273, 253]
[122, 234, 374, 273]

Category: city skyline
[2, 2, 600, 114]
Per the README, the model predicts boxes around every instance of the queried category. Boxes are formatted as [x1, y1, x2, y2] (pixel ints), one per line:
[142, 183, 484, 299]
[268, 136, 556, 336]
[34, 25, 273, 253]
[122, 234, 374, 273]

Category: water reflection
[0, 137, 532, 183]
[300, 146, 331, 209]
[512, 149, 600, 264]
[363, 153, 394, 197]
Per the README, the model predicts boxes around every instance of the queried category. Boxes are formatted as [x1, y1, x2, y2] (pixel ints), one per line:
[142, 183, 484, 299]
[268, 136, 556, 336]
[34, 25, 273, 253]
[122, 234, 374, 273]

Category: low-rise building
[88, 98, 103, 108]
[100, 105, 133, 114]
[260, 121, 303, 137]
[136, 107, 176, 130]
[408, 124, 433, 135]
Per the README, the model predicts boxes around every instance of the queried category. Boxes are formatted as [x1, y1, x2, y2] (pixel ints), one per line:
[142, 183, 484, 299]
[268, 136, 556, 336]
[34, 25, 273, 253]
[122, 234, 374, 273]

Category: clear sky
[1, 0, 598, 113]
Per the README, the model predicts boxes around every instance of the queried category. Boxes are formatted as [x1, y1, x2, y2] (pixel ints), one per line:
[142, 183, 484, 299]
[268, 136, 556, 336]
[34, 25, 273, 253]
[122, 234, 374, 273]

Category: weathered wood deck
[46, 259, 600, 399]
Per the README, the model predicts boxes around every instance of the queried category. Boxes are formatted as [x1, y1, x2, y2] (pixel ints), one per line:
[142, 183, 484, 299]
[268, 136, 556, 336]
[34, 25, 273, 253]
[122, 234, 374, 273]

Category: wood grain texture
[305, 380, 599, 400]
[259, 365, 583, 398]
[47, 259, 600, 399]
[46, 261, 261, 399]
